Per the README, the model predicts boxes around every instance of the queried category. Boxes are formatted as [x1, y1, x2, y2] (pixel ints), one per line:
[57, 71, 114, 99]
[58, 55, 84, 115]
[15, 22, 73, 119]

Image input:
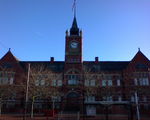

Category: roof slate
[19, 61, 129, 72]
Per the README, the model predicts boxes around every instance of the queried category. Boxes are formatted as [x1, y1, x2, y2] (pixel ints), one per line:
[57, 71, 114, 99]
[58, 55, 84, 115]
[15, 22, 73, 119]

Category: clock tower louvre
[65, 16, 83, 63]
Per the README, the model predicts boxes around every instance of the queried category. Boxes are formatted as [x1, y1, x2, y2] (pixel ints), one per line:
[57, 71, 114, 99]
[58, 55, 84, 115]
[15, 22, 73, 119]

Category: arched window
[67, 92, 79, 98]
[65, 69, 81, 85]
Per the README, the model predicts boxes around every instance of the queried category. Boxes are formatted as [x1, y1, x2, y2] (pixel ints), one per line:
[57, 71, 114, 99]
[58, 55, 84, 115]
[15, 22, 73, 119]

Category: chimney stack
[50, 57, 54, 62]
[95, 57, 99, 63]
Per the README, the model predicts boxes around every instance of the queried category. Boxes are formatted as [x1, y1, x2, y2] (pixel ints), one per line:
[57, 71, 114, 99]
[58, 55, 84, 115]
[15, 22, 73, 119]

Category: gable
[126, 50, 150, 71]
[0, 50, 19, 63]
[0, 50, 24, 73]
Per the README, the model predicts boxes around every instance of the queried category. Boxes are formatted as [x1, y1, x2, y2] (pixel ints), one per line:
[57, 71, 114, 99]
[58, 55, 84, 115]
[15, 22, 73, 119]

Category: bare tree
[0, 66, 16, 116]
[83, 66, 99, 116]
[26, 64, 62, 118]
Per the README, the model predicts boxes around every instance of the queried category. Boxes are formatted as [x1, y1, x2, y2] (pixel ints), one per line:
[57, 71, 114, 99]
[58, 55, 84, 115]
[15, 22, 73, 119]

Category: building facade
[0, 17, 150, 117]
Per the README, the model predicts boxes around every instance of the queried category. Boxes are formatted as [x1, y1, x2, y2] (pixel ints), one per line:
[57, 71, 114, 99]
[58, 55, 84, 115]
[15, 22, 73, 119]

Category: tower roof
[70, 16, 79, 36]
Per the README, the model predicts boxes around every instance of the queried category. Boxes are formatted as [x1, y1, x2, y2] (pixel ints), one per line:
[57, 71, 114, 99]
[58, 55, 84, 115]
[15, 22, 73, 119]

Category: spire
[70, 16, 79, 36]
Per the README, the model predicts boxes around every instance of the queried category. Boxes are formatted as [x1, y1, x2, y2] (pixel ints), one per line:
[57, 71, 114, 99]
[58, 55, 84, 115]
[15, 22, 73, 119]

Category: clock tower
[63, 16, 84, 112]
[65, 16, 82, 63]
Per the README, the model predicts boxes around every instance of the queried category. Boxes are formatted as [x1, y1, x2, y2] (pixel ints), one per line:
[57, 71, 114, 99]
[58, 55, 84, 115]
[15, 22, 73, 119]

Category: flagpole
[74, 0, 76, 17]
[72, 0, 77, 17]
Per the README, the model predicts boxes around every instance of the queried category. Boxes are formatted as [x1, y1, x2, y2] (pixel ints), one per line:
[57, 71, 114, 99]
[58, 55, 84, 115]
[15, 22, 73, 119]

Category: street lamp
[52, 96, 57, 117]
[31, 96, 35, 118]
[135, 91, 140, 120]
[24, 63, 30, 120]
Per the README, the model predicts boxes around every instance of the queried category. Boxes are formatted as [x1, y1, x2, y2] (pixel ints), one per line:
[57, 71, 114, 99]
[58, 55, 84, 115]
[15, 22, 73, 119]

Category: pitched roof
[19, 61, 64, 72]
[83, 61, 129, 71]
[131, 50, 149, 62]
[0, 50, 19, 62]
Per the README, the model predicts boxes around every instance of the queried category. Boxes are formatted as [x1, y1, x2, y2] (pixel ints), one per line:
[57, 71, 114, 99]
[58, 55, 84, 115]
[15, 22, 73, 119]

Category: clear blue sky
[0, 0, 149, 61]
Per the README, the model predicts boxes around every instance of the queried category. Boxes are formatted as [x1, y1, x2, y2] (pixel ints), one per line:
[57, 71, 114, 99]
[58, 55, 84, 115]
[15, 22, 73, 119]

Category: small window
[108, 80, 112, 86]
[118, 96, 122, 101]
[103, 96, 113, 101]
[40, 80, 45, 86]
[52, 96, 61, 102]
[3, 77, 9, 84]
[145, 78, 149, 85]
[134, 78, 138, 86]
[143, 96, 147, 102]
[85, 80, 89, 86]
[68, 75, 79, 85]
[35, 80, 40, 86]
[117, 79, 121, 86]
[57, 80, 62, 86]
[90, 80, 95, 86]
[35, 79, 45, 86]
[9, 78, 14, 85]
[131, 96, 135, 102]
[85, 96, 95, 102]
[102, 80, 107, 86]
[52, 80, 57, 86]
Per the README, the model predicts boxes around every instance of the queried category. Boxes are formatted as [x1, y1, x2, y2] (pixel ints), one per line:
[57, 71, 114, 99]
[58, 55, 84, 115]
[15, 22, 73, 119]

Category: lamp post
[31, 96, 35, 118]
[24, 63, 30, 120]
[135, 92, 140, 120]
[0, 97, 2, 116]
[52, 96, 56, 117]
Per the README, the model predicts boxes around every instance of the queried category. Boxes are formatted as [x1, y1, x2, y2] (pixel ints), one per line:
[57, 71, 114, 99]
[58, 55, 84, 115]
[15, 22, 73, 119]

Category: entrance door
[65, 92, 81, 112]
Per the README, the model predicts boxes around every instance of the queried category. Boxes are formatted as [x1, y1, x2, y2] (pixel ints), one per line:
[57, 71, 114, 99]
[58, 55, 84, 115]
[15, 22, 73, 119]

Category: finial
[80, 30, 82, 36]
[66, 30, 69, 36]
[138, 48, 140, 51]
[9, 48, 11, 51]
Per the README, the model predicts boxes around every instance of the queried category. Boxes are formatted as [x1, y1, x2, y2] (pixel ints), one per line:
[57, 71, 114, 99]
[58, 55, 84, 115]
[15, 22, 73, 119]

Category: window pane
[40, 80, 45, 86]
[118, 96, 122, 101]
[131, 96, 135, 102]
[57, 80, 62, 86]
[117, 79, 121, 86]
[35, 80, 40, 86]
[102, 80, 106, 86]
[9, 78, 14, 85]
[85, 80, 89, 86]
[90, 80, 95, 86]
[108, 80, 112, 86]
[52, 80, 57, 86]
[3, 77, 8, 84]
[134, 78, 138, 86]
[139, 78, 143, 86]
[145, 78, 149, 85]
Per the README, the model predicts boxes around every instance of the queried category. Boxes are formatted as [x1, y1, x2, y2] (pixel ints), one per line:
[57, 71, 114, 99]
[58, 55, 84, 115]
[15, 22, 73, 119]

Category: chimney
[95, 57, 99, 63]
[50, 57, 54, 62]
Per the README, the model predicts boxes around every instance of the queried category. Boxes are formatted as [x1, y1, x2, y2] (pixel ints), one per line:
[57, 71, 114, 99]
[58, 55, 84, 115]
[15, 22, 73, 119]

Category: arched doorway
[64, 92, 81, 112]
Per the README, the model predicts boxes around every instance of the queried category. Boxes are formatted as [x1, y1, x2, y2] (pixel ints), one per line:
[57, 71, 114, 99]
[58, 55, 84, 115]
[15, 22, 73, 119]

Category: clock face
[70, 41, 78, 49]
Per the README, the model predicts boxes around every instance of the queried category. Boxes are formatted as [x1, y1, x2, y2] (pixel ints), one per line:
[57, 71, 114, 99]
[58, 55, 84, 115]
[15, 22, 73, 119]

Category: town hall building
[0, 16, 150, 118]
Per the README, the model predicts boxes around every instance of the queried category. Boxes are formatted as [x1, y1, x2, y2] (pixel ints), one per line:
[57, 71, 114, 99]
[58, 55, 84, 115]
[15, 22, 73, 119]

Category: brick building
[0, 17, 150, 117]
